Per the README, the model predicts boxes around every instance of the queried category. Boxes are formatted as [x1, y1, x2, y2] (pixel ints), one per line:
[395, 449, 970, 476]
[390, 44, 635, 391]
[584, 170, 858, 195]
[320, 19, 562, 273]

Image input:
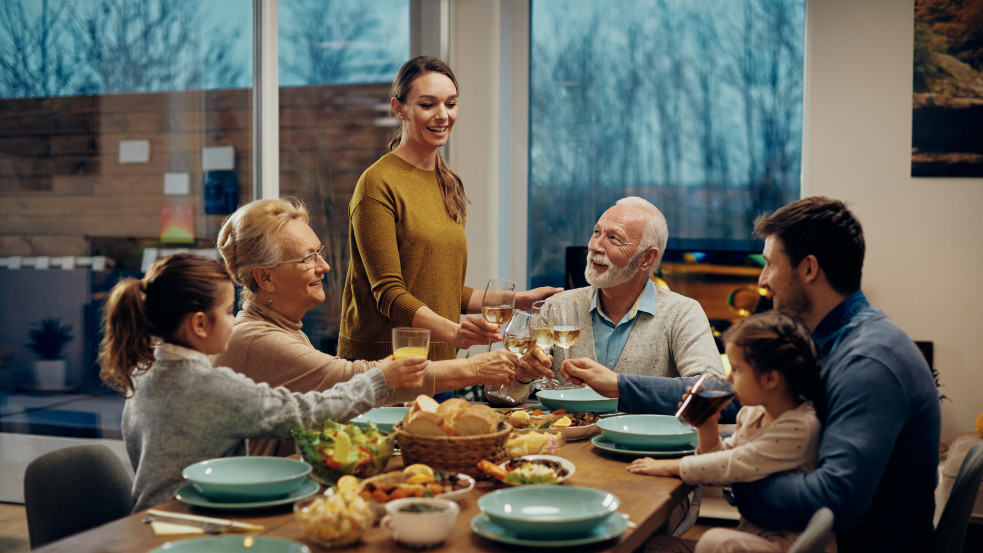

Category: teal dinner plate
[596, 414, 697, 449]
[150, 535, 310, 553]
[537, 388, 619, 414]
[350, 406, 409, 433]
[175, 479, 319, 510]
[591, 435, 696, 458]
[470, 512, 628, 547]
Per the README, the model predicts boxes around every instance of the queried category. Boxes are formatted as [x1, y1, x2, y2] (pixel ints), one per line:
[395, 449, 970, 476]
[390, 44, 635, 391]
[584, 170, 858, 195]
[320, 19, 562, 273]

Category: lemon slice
[403, 463, 434, 477]
[405, 473, 435, 485]
[552, 415, 572, 428]
[512, 410, 531, 420]
[332, 431, 353, 464]
[336, 475, 360, 495]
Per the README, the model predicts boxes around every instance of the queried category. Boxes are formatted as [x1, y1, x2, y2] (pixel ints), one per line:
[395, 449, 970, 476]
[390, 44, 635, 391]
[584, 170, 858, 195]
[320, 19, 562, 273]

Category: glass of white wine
[482, 278, 516, 404]
[549, 301, 581, 381]
[530, 300, 562, 390]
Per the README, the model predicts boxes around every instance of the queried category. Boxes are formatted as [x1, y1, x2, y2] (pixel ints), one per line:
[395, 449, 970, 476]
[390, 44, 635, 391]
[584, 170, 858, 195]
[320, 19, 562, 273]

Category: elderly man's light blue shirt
[590, 280, 657, 370]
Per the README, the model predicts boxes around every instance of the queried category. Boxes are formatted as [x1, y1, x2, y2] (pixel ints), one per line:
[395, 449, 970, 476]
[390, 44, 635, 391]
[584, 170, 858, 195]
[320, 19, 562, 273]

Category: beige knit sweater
[213, 299, 436, 456]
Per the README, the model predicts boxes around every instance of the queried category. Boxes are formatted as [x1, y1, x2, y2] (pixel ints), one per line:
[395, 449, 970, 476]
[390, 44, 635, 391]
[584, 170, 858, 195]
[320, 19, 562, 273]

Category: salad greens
[292, 419, 393, 481]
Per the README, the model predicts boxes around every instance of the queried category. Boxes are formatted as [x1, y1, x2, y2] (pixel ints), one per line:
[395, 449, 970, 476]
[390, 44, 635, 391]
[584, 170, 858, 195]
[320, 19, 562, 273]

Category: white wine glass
[530, 300, 561, 390]
[481, 278, 516, 352]
[482, 278, 516, 404]
[549, 300, 581, 387]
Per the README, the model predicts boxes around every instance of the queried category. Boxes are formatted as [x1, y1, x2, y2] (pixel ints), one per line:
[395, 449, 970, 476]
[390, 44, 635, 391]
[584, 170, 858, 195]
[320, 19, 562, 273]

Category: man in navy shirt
[563, 197, 940, 552]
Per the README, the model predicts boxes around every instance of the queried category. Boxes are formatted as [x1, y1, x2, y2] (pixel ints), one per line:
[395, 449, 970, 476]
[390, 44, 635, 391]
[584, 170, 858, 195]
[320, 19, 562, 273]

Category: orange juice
[393, 346, 428, 387]
[393, 346, 428, 359]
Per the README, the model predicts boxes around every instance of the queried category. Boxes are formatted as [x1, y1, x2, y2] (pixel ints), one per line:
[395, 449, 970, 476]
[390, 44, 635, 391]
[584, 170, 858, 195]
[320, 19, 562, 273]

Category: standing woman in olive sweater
[339, 56, 559, 365]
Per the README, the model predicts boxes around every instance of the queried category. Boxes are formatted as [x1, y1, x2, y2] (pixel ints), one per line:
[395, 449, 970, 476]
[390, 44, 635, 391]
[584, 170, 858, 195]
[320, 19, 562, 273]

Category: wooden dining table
[34, 436, 693, 553]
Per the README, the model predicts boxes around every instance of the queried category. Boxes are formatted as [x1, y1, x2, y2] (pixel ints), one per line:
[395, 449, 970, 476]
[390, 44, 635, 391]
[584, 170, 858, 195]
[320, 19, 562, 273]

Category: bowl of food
[292, 419, 395, 484]
[537, 388, 618, 414]
[477, 485, 619, 539]
[294, 490, 374, 548]
[497, 455, 575, 485]
[357, 463, 476, 514]
[506, 409, 601, 441]
[504, 429, 565, 458]
[395, 396, 512, 477]
[596, 414, 697, 449]
[181, 457, 311, 502]
[380, 497, 460, 548]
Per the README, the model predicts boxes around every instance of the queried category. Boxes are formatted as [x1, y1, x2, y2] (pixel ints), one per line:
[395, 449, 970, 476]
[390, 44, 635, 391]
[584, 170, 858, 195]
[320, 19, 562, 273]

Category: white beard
[584, 250, 644, 289]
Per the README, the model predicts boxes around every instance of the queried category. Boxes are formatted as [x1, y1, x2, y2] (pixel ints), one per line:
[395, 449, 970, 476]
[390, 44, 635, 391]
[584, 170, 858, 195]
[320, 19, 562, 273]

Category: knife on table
[143, 509, 265, 534]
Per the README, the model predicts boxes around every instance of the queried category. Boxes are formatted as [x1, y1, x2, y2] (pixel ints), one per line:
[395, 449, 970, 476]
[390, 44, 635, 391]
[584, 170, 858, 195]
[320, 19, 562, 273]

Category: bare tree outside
[280, 0, 407, 86]
[528, 0, 805, 287]
[0, 0, 247, 99]
[0, 0, 85, 98]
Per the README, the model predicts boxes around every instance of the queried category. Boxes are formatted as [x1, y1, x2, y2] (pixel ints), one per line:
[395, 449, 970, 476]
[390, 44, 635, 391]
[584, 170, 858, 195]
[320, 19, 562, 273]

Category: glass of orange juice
[392, 327, 430, 387]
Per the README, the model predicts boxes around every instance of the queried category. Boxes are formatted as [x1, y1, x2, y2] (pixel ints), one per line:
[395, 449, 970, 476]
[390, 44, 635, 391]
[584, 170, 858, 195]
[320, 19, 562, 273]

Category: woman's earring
[267, 291, 274, 305]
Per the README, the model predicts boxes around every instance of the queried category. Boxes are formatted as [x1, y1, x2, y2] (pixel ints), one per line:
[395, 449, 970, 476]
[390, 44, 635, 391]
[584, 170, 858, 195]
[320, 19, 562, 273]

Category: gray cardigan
[549, 285, 723, 378]
[123, 344, 387, 512]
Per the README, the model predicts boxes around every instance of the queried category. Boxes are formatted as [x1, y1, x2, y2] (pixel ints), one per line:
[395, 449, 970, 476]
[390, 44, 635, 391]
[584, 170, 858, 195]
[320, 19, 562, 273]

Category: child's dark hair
[722, 311, 825, 421]
[98, 254, 232, 397]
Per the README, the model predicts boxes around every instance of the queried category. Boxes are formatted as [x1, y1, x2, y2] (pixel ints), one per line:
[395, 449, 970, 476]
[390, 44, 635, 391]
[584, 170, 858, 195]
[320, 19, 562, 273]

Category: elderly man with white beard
[538, 197, 723, 382]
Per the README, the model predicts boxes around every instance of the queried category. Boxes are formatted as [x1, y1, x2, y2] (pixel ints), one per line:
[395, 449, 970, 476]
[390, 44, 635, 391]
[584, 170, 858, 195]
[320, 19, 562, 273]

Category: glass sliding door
[276, 0, 410, 354]
[0, 0, 253, 414]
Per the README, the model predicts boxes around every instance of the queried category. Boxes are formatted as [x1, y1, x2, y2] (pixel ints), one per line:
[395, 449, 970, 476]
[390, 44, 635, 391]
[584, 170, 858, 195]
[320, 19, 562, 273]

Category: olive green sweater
[339, 153, 473, 362]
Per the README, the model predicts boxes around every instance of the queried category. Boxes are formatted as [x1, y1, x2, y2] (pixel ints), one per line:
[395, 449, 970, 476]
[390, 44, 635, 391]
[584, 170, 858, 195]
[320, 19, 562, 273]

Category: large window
[528, 0, 805, 287]
[0, 0, 411, 401]
[277, 0, 409, 353]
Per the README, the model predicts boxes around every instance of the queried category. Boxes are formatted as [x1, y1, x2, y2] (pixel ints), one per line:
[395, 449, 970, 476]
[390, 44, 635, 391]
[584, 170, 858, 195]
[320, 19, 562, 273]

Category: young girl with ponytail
[630, 310, 826, 553]
[99, 254, 426, 512]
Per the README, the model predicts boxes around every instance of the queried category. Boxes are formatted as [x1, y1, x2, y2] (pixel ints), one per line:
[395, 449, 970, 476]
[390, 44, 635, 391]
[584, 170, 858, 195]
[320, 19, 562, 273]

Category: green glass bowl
[182, 457, 312, 502]
[596, 415, 697, 449]
[477, 485, 619, 539]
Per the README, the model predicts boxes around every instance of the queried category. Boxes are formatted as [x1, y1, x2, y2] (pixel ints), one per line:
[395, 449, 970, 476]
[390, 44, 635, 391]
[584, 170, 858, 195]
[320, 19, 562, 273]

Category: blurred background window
[0, 0, 408, 400]
[528, 0, 806, 292]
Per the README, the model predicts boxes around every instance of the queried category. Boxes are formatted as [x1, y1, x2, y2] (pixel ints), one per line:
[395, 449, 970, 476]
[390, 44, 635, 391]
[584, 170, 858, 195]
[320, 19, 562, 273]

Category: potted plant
[26, 317, 73, 390]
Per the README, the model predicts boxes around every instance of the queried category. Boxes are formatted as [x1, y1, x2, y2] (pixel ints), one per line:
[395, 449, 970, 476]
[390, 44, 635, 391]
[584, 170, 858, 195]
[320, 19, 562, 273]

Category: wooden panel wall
[0, 83, 393, 267]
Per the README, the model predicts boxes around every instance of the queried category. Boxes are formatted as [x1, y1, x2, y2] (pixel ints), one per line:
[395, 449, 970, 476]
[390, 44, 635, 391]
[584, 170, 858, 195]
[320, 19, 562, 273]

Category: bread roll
[450, 408, 499, 436]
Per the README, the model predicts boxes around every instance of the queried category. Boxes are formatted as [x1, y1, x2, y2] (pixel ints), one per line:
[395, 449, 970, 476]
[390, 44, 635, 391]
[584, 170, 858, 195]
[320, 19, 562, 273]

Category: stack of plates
[593, 415, 698, 458]
[472, 486, 627, 547]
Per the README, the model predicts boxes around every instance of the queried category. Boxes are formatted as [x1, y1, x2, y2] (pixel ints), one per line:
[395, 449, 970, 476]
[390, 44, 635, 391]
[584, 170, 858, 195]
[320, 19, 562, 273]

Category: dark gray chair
[933, 442, 983, 553]
[787, 506, 834, 553]
[24, 444, 133, 549]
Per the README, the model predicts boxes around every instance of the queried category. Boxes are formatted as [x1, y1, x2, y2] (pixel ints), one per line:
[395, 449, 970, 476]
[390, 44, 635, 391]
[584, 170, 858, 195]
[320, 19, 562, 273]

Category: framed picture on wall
[911, 0, 983, 177]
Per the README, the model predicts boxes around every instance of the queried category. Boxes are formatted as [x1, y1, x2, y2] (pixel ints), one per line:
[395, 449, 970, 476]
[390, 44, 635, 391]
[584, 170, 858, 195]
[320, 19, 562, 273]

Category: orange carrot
[477, 459, 507, 480]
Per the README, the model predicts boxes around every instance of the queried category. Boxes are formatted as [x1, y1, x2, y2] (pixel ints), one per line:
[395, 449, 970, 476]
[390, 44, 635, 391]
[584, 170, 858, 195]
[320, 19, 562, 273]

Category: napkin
[150, 521, 206, 536]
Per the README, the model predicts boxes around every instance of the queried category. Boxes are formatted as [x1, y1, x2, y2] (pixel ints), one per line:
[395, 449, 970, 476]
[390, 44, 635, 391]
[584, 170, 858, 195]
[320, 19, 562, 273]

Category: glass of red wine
[675, 373, 734, 428]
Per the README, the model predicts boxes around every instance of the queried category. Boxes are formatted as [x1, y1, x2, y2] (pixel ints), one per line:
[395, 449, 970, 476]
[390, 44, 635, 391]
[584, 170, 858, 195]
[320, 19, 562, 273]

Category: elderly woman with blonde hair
[214, 197, 522, 456]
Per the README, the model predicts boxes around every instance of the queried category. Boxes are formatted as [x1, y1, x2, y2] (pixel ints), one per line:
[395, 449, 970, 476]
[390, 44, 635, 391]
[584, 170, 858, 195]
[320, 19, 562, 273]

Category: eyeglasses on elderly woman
[276, 245, 325, 269]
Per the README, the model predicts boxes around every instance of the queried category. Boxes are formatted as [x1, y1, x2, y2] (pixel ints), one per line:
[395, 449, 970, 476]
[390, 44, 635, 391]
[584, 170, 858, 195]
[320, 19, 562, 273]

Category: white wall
[452, 0, 983, 443]
[806, 0, 983, 443]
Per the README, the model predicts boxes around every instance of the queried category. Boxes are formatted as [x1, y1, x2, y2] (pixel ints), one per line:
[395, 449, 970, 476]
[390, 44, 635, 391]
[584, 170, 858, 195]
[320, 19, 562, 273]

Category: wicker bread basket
[394, 421, 512, 477]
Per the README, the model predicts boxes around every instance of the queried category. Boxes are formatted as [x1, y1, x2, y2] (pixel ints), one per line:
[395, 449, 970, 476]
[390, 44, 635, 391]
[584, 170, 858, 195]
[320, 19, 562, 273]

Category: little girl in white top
[631, 310, 825, 553]
[98, 254, 428, 512]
